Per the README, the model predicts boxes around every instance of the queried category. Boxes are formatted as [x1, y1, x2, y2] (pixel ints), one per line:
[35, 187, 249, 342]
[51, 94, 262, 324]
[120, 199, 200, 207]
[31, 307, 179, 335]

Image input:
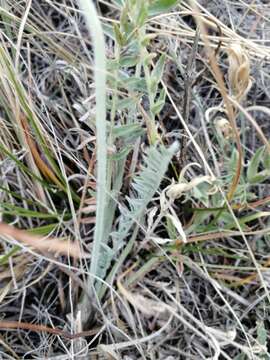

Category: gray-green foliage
[97, 142, 178, 282]
[109, 0, 179, 143]
[113, 142, 179, 246]
[177, 142, 270, 237]
[79, 0, 179, 291]
[247, 146, 270, 184]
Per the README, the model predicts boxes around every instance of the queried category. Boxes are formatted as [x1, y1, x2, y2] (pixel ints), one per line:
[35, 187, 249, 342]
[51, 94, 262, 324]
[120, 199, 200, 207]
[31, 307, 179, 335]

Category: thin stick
[0, 320, 100, 340]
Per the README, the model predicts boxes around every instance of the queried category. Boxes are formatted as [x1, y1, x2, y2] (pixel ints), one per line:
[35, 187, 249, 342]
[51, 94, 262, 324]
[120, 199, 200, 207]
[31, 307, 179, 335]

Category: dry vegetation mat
[0, 0, 270, 359]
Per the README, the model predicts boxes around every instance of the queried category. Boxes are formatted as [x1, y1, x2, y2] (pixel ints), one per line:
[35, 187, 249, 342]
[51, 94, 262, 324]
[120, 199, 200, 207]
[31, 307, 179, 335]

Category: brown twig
[191, 194, 270, 212]
[0, 321, 100, 340]
[175, 227, 270, 245]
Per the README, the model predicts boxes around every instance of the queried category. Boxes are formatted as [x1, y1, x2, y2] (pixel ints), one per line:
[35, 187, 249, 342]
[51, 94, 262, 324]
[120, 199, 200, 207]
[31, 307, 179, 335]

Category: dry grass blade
[117, 266, 168, 317]
[189, 0, 243, 202]
[227, 43, 252, 102]
[20, 115, 64, 189]
[0, 222, 84, 258]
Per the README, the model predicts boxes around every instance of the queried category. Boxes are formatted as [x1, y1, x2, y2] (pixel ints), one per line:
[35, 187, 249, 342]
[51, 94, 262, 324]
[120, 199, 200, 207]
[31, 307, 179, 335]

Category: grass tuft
[0, 0, 270, 358]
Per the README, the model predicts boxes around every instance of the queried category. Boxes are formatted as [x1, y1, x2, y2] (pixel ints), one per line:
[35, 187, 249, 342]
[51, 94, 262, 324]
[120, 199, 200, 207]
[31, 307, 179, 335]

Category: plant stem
[78, 0, 107, 288]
